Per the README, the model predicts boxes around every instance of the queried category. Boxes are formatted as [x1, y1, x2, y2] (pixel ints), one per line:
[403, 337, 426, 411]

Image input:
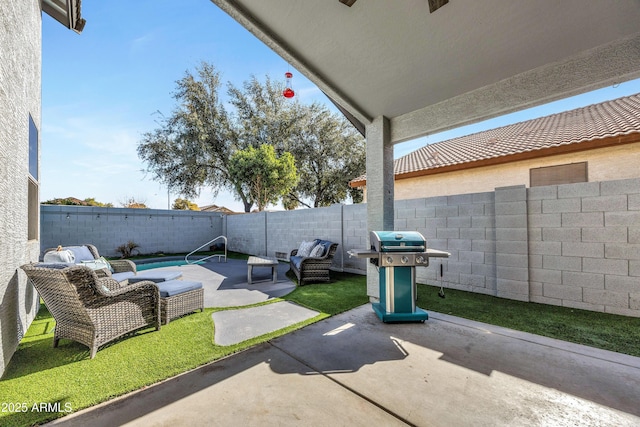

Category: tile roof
[351, 92, 640, 186]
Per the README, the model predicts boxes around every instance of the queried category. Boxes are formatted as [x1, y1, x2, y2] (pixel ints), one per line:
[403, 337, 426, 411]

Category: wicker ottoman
[157, 280, 204, 324]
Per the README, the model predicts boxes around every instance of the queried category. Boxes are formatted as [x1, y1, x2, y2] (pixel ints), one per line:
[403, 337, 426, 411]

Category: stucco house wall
[391, 143, 640, 201]
[0, 0, 43, 376]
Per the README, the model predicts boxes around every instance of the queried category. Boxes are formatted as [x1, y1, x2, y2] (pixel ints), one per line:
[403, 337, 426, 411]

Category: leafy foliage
[138, 62, 240, 208]
[172, 198, 200, 210]
[138, 62, 365, 212]
[286, 104, 365, 208]
[115, 241, 141, 258]
[120, 197, 148, 209]
[228, 144, 298, 211]
[41, 197, 113, 207]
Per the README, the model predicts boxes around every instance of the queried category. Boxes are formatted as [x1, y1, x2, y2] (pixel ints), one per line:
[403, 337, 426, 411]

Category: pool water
[136, 260, 203, 271]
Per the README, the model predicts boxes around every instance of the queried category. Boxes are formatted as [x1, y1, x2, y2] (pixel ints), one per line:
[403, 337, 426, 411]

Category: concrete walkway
[48, 305, 640, 426]
[45, 259, 640, 426]
[143, 259, 320, 346]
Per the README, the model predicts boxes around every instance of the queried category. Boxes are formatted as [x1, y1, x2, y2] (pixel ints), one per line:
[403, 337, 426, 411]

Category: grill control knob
[416, 255, 426, 264]
[401, 256, 409, 264]
[386, 256, 394, 265]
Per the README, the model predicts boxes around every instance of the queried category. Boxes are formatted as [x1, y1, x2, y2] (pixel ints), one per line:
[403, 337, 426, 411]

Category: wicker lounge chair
[289, 240, 339, 286]
[21, 263, 160, 358]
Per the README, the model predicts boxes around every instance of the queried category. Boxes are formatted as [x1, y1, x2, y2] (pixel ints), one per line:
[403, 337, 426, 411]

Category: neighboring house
[350, 94, 640, 200]
[0, 0, 84, 377]
[200, 204, 237, 214]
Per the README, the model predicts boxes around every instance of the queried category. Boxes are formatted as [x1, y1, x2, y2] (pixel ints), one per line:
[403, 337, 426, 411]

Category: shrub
[115, 241, 141, 258]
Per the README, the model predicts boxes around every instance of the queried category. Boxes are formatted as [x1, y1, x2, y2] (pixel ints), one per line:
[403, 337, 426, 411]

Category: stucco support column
[366, 116, 394, 299]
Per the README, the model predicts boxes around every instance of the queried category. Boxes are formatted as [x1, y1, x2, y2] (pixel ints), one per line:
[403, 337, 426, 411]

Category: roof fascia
[42, 0, 85, 33]
[390, 34, 640, 144]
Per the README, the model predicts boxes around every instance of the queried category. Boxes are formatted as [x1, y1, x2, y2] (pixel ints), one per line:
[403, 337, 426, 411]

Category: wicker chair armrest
[109, 259, 137, 273]
[93, 268, 112, 279]
[96, 277, 126, 293]
[88, 280, 161, 331]
[111, 280, 158, 298]
[290, 249, 299, 257]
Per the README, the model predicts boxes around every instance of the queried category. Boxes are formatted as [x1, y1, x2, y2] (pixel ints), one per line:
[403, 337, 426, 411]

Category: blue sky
[41, 0, 640, 211]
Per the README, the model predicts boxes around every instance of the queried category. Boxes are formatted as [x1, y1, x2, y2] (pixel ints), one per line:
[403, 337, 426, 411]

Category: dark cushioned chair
[289, 240, 339, 286]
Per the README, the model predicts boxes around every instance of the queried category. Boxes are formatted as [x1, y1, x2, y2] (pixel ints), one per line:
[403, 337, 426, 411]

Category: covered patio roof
[210, 0, 640, 144]
[210, 0, 640, 295]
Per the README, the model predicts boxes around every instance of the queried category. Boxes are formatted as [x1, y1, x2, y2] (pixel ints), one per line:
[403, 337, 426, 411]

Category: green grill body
[371, 231, 429, 323]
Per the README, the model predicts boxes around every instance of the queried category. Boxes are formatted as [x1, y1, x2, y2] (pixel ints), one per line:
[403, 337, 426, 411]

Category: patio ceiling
[210, 0, 640, 143]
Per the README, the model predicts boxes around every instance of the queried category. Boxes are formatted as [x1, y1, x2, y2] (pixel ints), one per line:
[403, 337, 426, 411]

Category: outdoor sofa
[289, 239, 338, 286]
[43, 244, 182, 284]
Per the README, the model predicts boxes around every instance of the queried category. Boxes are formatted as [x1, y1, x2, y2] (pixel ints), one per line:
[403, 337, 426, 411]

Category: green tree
[228, 144, 298, 211]
[226, 74, 305, 151]
[41, 197, 113, 207]
[286, 104, 365, 208]
[120, 197, 148, 209]
[172, 198, 200, 211]
[138, 62, 247, 210]
[83, 197, 114, 207]
[138, 61, 365, 212]
[228, 75, 365, 208]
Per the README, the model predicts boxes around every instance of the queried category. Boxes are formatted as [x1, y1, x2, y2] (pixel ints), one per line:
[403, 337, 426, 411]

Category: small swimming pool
[136, 259, 203, 271]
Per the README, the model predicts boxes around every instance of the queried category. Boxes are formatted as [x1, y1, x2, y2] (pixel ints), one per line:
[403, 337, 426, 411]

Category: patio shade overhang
[210, 0, 640, 144]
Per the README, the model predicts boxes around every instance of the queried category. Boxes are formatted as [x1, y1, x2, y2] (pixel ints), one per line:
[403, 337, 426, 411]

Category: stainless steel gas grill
[349, 231, 449, 322]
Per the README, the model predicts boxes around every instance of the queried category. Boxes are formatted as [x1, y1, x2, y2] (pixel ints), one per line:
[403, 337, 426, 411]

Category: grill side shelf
[347, 249, 379, 258]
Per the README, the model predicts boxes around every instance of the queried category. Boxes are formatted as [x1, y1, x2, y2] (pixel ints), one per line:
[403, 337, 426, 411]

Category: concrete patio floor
[47, 294, 640, 426]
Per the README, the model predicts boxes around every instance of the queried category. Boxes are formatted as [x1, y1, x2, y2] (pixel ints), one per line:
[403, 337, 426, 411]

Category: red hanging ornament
[283, 71, 295, 98]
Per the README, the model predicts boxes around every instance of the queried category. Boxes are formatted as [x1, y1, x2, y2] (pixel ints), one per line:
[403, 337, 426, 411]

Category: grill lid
[370, 231, 426, 252]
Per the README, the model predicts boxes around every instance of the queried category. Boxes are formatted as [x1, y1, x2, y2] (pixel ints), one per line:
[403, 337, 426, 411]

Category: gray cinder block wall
[399, 192, 497, 296]
[40, 206, 224, 257]
[226, 203, 368, 273]
[528, 179, 640, 316]
[0, 0, 42, 377]
[37, 177, 640, 324]
[225, 179, 639, 317]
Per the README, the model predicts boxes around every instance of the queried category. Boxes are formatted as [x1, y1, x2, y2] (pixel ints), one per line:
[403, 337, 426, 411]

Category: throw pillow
[65, 246, 95, 263]
[297, 240, 316, 257]
[43, 250, 75, 263]
[309, 244, 324, 258]
[98, 256, 114, 273]
[82, 257, 113, 272]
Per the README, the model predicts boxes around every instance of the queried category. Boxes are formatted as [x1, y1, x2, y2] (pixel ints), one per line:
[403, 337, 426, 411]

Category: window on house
[28, 114, 39, 240]
[29, 114, 38, 180]
[28, 178, 38, 240]
[530, 162, 588, 187]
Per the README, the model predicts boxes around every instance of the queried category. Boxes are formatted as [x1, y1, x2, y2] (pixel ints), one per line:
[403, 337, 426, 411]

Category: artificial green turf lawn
[2, 272, 640, 426]
[0, 273, 366, 427]
[283, 270, 369, 315]
[417, 284, 640, 357]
